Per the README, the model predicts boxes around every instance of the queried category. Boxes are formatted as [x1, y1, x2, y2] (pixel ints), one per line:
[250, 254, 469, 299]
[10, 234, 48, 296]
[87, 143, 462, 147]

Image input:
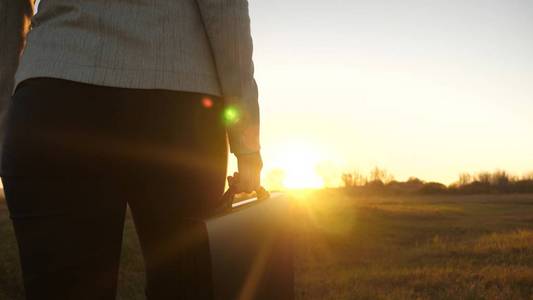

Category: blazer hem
[14, 58, 223, 97]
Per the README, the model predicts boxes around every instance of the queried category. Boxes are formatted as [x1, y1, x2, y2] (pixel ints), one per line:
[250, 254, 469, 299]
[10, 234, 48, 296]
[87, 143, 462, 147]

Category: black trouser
[1, 78, 228, 299]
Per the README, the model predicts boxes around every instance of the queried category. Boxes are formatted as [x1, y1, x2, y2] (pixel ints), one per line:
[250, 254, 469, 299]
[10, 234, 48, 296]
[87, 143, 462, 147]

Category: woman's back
[1, 1, 264, 298]
[17, 0, 221, 95]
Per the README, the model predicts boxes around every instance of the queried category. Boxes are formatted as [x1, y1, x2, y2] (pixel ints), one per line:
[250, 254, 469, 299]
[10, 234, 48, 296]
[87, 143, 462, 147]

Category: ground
[1, 190, 532, 299]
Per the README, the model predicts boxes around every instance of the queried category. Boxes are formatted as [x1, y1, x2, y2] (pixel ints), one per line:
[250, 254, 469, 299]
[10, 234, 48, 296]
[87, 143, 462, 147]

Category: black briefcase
[203, 187, 294, 300]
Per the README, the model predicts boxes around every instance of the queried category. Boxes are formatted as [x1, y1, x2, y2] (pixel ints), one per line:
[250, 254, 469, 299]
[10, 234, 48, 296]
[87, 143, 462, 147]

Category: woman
[0, 1, 262, 299]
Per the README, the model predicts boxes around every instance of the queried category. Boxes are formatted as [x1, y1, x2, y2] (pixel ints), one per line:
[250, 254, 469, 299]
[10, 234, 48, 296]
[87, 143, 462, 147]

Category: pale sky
[247, 0, 533, 186]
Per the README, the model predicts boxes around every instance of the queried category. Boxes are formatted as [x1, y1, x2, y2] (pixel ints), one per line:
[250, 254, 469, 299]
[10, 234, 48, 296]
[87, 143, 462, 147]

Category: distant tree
[369, 167, 394, 184]
[407, 177, 424, 185]
[341, 173, 354, 188]
[369, 167, 383, 183]
[508, 174, 520, 183]
[341, 170, 369, 188]
[453, 170, 524, 194]
[385, 175, 394, 184]
[403, 177, 425, 193]
[514, 174, 533, 193]
[491, 170, 510, 187]
[476, 172, 492, 185]
[458, 173, 472, 186]
[352, 170, 367, 186]
[522, 172, 533, 181]
[339, 167, 533, 195]
[366, 179, 385, 189]
[420, 182, 447, 194]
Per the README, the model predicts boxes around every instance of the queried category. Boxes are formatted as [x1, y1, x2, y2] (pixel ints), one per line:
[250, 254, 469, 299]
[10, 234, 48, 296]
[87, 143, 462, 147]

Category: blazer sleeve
[195, 0, 260, 155]
[0, 0, 34, 162]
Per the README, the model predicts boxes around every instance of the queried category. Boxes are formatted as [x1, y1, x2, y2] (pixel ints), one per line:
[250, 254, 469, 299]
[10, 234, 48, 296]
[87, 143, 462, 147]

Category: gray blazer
[0, 0, 260, 156]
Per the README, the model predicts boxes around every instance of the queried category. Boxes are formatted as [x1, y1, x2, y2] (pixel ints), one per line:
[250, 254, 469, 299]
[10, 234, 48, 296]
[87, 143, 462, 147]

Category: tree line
[341, 168, 533, 195]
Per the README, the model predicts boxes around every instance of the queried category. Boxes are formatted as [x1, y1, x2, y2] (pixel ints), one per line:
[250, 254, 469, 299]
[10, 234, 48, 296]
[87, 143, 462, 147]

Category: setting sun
[269, 142, 324, 189]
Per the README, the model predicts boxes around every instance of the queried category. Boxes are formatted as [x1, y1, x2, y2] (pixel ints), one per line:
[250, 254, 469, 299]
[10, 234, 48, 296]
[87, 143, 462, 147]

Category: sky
[245, 0, 533, 187]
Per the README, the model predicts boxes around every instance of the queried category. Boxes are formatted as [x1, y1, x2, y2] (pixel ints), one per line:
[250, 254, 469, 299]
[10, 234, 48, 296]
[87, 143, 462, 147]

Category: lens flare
[224, 106, 240, 125]
[202, 97, 213, 108]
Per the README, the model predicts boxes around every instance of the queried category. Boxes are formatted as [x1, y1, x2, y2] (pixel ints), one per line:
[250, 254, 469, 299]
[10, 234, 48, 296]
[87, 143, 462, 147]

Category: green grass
[1, 191, 533, 299]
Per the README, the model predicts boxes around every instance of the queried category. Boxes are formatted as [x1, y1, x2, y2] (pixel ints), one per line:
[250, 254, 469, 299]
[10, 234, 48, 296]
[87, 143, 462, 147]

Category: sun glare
[272, 142, 325, 189]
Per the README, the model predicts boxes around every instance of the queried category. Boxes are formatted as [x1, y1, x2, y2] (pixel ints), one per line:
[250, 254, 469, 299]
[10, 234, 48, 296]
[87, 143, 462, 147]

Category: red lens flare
[202, 97, 213, 109]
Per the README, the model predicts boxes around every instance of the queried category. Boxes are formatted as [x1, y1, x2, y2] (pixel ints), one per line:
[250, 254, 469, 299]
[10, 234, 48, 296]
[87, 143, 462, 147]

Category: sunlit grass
[293, 191, 533, 299]
[360, 202, 465, 216]
[1, 191, 532, 299]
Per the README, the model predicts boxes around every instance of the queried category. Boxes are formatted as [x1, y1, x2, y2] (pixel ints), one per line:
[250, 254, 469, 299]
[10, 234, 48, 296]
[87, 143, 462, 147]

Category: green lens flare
[223, 106, 240, 125]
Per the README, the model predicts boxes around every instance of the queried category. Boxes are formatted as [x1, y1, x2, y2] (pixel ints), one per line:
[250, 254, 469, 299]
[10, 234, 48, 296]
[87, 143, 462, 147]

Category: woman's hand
[230, 152, 263, 193]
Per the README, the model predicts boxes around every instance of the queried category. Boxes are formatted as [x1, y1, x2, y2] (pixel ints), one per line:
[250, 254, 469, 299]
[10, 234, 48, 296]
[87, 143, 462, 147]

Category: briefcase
[204, 189, 294, 300]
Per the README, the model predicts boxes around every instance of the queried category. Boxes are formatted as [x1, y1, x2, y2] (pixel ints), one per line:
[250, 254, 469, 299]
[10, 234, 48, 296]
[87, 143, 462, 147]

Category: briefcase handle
[217, 172, 270, 212]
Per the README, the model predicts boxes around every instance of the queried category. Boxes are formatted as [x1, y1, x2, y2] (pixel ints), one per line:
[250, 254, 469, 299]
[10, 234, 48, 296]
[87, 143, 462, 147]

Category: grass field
[1, 190, 532, 299]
